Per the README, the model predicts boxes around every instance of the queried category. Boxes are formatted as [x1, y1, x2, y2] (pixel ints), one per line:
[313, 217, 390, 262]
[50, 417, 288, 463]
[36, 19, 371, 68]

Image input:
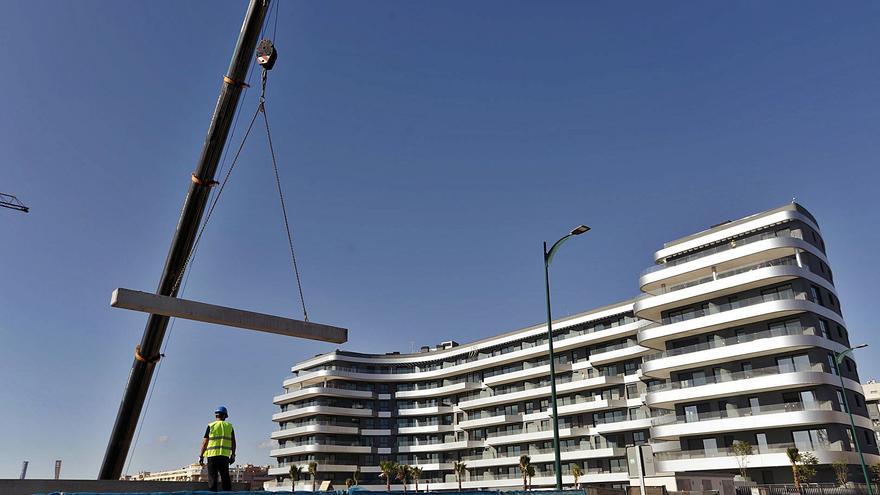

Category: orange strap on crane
[134, 345, 163, 364]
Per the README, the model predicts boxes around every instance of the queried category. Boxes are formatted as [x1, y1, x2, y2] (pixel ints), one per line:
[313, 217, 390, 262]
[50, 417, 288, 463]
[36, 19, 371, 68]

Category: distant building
[125, 463, 270, 489]
[864, 380, 880, 445]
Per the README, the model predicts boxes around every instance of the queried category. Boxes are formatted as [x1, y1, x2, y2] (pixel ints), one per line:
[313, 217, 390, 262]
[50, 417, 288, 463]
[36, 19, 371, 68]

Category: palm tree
[396, 464, 412, 493]
[519, 455, 531, 490]
[411, 466, 423, 493]
[308, 461, 319, 492]
[526, 464, 535, 490]
[786, 447, 801, 490]
[345, 478, 355, 489]
[379, 460, 397, 492]
[453, 461, 467, 490]
[290, 465, 304, 490]
[571, 464, 583, 489]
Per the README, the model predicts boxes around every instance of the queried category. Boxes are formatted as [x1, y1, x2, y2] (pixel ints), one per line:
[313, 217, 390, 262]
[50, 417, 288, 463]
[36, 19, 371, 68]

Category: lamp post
[544, 224, 590, 490]
[833, 344, 873, 495]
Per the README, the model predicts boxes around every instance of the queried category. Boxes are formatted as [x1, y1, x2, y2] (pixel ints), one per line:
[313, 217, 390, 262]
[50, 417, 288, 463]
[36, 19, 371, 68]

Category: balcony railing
[647, 363, 824, 393]
[643, 325, 815, 362]
[652, 401, 834, 426]
[640, 257, 800, 297]
[641, 229, 798, 276]
[654, 441, 841, 461]
[657, 289, 805, 326]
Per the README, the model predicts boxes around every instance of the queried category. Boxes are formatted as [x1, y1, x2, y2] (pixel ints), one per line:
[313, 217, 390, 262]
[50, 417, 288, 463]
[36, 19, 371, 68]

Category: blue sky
[1, 0, 878, 480]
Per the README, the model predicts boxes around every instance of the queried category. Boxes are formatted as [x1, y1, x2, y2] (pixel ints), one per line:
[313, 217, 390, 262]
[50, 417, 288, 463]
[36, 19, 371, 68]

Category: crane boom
[98, 0, 271, 479]
[0, 192, 29, 213]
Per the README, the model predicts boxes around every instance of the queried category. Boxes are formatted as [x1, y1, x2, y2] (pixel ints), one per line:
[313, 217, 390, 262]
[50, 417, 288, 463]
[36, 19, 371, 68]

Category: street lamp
[544, 224, 590, 490]
[833, 344, 873, 495]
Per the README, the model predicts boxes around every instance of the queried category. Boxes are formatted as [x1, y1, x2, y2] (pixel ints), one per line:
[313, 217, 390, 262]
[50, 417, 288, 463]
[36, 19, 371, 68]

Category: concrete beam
[111, 288, 347, 344]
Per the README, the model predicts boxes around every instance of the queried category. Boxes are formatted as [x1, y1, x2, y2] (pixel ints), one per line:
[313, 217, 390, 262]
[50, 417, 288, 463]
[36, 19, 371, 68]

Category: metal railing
[646, 363, 824, 392]
[643, 325, 814, 361]
[641, 229, 798, 276]
[651, 401, 834, 425]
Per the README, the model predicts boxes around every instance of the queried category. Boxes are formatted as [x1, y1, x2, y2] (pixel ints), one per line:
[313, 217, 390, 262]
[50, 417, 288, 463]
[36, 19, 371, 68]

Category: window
[769, 319, 802, 336]
[626, 383, 639, 399]
[800, 391, 817, 409]
[793, 429, 828, 450]
[810, 286, 823, 305]
[828, 353, 839, 375]
[755, 433, 769, 453]
[762, 284, 794, 302]
[741, 362, 753, 377]
[837, 389, 848, 413]
[685, 405, 699, 423]
[866, 431, 874, 446]
[703, 438, 718, 455]
[749, 397, 760, 415]
[818, 319, 830, 339]
[633, 431, 647, 446]
[777, 354, 810, 373]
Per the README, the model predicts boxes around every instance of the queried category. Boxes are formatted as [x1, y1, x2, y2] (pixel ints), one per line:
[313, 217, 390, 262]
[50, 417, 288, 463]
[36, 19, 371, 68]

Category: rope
[259, 68, 309, 322]
[171, 105, 262, 295]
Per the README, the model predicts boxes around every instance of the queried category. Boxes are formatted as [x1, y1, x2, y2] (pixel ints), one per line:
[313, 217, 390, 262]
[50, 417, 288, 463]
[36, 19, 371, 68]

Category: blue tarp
[33, 490, 583, 495]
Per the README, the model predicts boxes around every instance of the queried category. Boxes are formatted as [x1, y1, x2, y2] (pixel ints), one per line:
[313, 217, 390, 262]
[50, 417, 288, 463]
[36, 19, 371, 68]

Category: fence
[735, 484, 880, 495]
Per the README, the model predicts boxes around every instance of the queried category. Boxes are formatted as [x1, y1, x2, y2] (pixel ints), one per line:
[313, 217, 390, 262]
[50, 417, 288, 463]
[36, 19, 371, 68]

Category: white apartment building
[267, 203, 879, 491]
[864, 381, 880, 445]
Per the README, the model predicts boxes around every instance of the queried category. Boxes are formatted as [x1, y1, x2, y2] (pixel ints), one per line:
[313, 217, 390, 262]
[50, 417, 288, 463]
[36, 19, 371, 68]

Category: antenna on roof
[791, 196, 797, 204]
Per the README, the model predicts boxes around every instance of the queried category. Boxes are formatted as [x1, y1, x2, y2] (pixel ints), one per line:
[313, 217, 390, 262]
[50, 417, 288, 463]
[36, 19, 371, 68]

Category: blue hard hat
[214, 406, 228, 416]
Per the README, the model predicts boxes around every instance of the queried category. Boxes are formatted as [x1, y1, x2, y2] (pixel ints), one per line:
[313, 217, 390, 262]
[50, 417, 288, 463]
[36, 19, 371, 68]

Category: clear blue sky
[1, 0, 878, 480]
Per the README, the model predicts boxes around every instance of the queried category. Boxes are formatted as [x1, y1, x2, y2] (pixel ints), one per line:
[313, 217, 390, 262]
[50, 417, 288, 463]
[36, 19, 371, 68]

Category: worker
[199, 405, 236, 492]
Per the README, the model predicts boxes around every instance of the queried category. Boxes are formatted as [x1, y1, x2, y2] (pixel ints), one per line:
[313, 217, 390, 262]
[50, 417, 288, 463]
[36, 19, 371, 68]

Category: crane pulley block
[256, 39, 277, 70]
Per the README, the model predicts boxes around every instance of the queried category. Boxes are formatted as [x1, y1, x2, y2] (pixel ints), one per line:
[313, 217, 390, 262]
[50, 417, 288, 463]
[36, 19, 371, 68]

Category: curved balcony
[270, 423, 359, 440]
[285, 319, 646, 386]
[272, 405, 373, 422]
[640, 235, 826, 293]
[395, 381, 482, 399]
[558, 398, 628, 417]
[268, 463, 364, 477]
[397, 405, 454, 417]
[397, 424, 455, 435]
[458, 374, 625, 410]
[270, 443, 372, 457]
[655, 443, 880, 474]
[637, 296, 842, 350]
[651, 208, 820, 265]
[483, 363, 571, 387]
[463, 446, 626, 469]
[592, 416, 653, 434]
[459, 414, 522, 430]
[588, 343, 651, 366]
[635, 264, 836, 323]
[397, 440, 484, 453]
[650, 402, 874, 440]
[273, 386, 374, 405]
[641, 331, 847, 379]
[484, 426, 578, 446]
[645, 368, 863, 409]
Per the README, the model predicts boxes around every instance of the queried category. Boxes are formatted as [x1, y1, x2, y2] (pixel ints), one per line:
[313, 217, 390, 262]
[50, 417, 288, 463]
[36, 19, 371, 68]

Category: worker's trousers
[206, 455, 231, 492]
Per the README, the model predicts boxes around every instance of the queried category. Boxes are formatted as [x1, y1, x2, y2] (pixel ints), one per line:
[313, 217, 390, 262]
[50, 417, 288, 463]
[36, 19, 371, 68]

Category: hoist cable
[171, 105, 262, 295]
[259, 69, 309, 321]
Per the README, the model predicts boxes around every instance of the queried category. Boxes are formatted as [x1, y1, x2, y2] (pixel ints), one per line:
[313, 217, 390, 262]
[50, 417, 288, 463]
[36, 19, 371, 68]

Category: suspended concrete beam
[110, 288, 347, 344]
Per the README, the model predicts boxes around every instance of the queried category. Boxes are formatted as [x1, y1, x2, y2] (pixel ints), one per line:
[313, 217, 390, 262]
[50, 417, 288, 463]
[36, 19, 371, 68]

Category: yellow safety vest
[205, 420, 234, 458]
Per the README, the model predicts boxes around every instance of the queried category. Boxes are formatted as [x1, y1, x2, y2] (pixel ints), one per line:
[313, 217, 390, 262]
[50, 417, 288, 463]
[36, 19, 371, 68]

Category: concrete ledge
[111, 288, 348, 344]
